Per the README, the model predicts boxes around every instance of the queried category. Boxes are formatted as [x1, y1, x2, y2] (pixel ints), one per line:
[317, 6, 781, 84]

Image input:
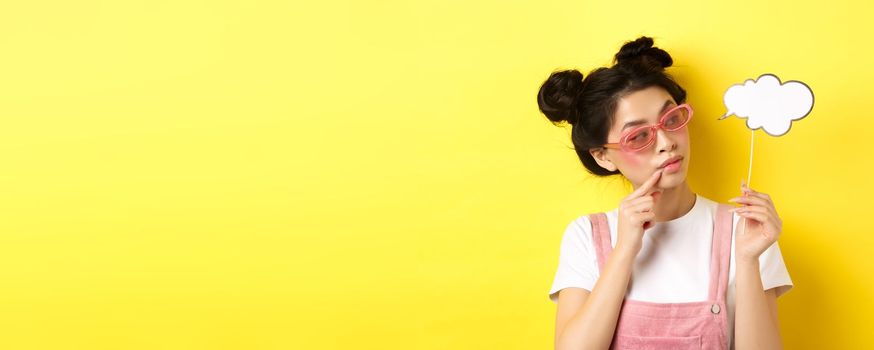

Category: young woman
[537, 37, 793, 349]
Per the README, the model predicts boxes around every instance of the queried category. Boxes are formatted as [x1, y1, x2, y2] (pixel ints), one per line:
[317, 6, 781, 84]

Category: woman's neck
[653, 182, 697, 222]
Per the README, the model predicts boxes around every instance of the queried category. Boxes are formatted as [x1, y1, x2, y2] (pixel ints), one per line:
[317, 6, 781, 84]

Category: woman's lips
[662, 158, 682, 173]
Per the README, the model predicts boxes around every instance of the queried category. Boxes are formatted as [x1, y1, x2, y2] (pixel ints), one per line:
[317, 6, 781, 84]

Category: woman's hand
[615, 169, 663, 255]
[729, 180, 783, 263]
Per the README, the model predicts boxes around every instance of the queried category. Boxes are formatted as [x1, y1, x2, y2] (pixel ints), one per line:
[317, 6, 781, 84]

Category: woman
[537, 37, 793, 349]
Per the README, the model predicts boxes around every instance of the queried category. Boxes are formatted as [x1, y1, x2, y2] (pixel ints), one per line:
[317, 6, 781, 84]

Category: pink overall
[588, 203, 733, 350]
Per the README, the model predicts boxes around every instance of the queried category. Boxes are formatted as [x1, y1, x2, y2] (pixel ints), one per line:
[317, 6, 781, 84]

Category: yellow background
[0, 0, 869, 349]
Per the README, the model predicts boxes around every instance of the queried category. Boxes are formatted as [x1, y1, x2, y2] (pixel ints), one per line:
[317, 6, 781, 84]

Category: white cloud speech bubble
[720, 73, 814, 136]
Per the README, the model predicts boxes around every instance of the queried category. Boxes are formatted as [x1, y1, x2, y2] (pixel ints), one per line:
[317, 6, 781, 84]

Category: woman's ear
[589, 148, 618, 172]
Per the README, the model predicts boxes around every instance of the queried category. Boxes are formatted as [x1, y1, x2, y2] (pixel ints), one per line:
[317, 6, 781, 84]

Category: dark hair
[536, 36, 687, 176]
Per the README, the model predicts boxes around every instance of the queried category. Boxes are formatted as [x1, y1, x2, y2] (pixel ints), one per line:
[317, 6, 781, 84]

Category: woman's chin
[657, 171, 687, 189]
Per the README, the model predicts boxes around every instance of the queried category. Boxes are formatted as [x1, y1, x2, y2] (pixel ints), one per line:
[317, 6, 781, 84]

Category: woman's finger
[625, 195, 654, 208]
[728, 196, 777, 217]
[736, 211, 778, 236]
[736, 210, 768, 225]
[744, 191, 773, 205]
[632, 211, 656, 225]
[625, 199, 655, 215]
[730, 204, 776, 220]
[741, 183, 774, 204]
[628, 169, 663, 199]
[729, 195, 768, 206]
[735, 207, 781, 232]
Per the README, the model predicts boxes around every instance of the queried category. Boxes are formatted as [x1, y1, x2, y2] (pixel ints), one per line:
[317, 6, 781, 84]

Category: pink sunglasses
[601, 103, 693, 152]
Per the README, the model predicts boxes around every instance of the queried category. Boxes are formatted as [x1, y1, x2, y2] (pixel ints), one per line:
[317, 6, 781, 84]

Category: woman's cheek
[616, 151, 654, 185]
[677, 129, 690, 148]
[617, 151, 647, 168]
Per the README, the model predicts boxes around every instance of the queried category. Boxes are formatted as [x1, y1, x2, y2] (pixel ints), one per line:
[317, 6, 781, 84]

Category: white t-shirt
[548, 194, 793, 349]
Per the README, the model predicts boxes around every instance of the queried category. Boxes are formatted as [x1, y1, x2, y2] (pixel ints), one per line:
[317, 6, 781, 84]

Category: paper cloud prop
[719, 73, 814, 136]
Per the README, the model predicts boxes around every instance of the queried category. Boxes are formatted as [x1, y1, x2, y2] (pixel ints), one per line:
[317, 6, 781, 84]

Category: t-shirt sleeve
[733, 212, 794, 298]
[759, 240, 793, 297]
[548, 216, 599, 303]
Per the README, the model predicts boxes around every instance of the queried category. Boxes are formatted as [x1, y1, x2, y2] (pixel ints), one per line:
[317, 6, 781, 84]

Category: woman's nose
[655, 128, 676, 153]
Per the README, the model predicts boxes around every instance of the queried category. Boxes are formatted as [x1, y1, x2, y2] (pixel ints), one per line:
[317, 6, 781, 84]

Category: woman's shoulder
[565, 214, 592, 233]
[560, 212, 603, 240]
[558, 214, 600, 253]
[568, 208, 618, 228]
[562, 208, 621, 240]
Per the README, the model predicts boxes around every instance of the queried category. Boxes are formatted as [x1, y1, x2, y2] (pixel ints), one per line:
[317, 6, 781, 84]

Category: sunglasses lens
[662, 107, 690, 130]
[624, 128, 653, 150]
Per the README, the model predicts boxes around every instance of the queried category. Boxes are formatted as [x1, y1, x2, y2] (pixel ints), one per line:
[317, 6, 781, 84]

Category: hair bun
[537, 69, 584, 125]
[614, 36, 673, 70]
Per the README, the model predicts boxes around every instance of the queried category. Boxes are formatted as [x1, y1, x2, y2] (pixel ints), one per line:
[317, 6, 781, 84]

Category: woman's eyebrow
[620, 100, 675, 131]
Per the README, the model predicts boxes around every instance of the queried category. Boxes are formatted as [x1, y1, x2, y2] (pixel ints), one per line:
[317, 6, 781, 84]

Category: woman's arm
[554, 170, 663, 349]
[555, 246, 637, 350]
[734, 258, 783, 349]
[729, 180, 785, 349]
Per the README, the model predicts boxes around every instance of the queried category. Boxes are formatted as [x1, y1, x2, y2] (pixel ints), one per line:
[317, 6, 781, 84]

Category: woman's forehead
[612, 87, 676, 129]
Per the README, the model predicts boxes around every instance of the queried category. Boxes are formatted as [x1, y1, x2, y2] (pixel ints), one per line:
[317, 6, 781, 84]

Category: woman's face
[591, 86, 691, 190]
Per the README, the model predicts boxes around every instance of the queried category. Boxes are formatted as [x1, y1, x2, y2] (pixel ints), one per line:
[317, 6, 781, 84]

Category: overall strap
[588, 213, 612, 273]
[708, 203, 734, 302]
